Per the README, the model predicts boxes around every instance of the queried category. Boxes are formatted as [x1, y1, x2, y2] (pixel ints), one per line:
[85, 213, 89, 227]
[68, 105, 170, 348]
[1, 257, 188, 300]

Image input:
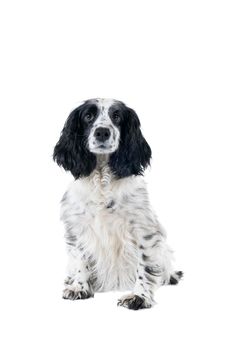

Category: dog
[53, 98, 183, 310]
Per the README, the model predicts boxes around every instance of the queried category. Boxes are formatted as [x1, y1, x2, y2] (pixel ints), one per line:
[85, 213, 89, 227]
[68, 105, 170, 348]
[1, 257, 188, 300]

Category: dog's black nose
[94, 127, 110, 142]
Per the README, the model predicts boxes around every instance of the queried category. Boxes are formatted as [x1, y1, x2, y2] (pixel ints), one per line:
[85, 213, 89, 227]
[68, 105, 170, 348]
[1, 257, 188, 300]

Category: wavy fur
[54, 98, 182, 309]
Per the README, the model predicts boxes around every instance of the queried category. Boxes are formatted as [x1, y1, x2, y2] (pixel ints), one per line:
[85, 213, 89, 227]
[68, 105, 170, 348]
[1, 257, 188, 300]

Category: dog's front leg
[63, 251, 94, 300]
[118, 220, 167, 310]
[117, 257, 159, 310]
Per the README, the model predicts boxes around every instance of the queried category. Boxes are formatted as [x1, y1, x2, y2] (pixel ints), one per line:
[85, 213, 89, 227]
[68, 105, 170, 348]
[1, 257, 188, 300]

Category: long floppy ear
[53, 106, 96, 179]
[109, 107, 151, 178]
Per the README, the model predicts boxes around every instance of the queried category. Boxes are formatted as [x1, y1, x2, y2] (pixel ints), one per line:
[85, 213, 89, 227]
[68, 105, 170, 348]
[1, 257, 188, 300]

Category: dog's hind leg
[169, 270, 184, 285]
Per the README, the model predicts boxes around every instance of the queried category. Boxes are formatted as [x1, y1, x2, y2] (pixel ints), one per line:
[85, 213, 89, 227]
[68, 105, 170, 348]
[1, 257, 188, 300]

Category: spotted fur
[54, 98, 183, 310]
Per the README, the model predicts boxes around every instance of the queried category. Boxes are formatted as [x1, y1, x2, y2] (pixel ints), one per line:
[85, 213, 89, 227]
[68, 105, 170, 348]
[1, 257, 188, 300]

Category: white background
[0, 1, 232, 349]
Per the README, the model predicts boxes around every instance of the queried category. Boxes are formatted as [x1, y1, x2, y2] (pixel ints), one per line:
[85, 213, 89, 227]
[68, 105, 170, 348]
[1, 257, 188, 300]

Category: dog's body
[54, 98, 182, 310]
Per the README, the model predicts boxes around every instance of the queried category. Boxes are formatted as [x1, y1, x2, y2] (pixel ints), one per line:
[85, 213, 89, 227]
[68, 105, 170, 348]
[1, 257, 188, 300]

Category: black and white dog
[53, 98, 183, 310]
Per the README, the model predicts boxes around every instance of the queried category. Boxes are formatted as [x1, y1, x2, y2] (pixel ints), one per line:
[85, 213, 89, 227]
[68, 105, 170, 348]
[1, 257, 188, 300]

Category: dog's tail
[169, 271, 184, 285]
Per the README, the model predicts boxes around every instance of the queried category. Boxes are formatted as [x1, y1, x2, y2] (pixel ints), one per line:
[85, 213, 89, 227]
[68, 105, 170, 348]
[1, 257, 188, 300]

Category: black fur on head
[109, 105, 151, 178]
[53, 102, 97, 179]
[53, 99, 151, 179]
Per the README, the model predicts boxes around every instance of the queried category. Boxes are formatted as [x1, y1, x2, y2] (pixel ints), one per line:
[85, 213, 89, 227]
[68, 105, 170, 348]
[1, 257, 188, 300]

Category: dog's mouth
[89, 143, 116, 154]
[89, 131, 119, 154]
[97, 144, 107, 149]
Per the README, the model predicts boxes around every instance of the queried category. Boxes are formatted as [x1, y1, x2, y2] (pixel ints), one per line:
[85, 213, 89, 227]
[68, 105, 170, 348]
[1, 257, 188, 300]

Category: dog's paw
[117, 294, 153, 310]
[63, 288, 93, 300]
[63, 281, 93, 300]
[169, 271, 184, 285]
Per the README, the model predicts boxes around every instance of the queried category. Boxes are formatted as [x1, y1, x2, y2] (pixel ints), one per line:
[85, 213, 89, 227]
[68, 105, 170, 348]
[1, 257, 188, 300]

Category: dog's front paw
[117, 294, 153, 310]
[63, 281, 93, 300]
[63, 288, 93, 300]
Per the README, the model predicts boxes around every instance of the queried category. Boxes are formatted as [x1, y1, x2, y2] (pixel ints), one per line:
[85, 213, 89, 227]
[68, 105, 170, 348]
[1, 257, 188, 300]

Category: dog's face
[53, 98, 151, 179]
[82, 99, 121, 155]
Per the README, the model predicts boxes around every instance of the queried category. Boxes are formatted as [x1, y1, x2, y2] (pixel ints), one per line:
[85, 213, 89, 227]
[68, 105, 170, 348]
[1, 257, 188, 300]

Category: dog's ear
[109, 107, 151, 178]
[53, 106, 96, 179]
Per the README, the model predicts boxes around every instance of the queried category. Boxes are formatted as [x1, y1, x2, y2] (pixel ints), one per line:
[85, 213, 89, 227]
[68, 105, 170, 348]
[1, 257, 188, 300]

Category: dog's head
[53, 98, 151, 179]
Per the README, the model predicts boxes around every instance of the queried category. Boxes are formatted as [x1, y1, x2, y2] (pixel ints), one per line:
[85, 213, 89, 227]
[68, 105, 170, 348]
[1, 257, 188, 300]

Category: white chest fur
[60, 167, 155, 291]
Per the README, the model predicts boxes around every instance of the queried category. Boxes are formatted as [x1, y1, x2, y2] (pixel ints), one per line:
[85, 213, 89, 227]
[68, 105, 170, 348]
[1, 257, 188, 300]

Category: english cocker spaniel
[53, 98, 183, 310]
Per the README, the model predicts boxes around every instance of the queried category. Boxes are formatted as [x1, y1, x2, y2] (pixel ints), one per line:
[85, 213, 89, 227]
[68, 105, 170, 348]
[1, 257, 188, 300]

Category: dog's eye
[84, 113, 94, 122]
[112, 111, 120, 122]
